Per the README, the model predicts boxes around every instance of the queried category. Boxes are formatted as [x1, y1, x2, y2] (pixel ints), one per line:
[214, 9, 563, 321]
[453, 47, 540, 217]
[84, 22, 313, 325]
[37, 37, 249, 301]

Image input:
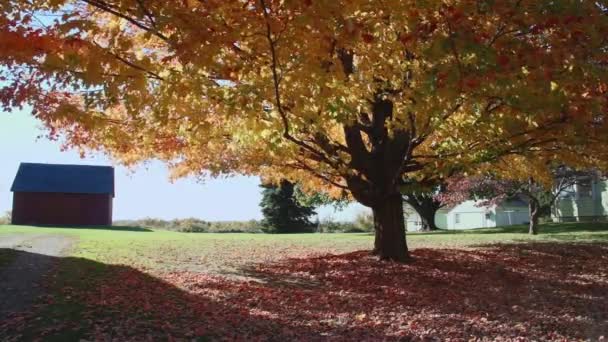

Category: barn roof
[11, 163, 115, 196]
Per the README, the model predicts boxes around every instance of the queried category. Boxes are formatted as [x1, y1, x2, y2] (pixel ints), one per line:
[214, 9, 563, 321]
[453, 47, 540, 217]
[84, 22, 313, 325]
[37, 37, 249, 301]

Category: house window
[577, 179, 593, 198]
[558, 184, 576, 199]
[455, 213, 461, 224]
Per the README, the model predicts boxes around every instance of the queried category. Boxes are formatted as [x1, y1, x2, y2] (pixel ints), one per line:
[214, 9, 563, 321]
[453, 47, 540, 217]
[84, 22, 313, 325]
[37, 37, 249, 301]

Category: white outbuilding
[404, 199, 529, 231]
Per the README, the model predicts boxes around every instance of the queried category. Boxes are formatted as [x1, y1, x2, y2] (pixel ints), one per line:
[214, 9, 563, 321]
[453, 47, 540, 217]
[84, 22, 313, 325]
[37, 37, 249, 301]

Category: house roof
[11, 163, 115, 196]
[502, 198, 528, 207]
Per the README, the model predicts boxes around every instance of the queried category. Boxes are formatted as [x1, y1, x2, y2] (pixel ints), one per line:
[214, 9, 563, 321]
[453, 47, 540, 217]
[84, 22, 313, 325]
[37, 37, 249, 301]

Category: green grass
[406, 221, 608, 245]
[0, 225, 372, 274]
[1, 222, 607, 275]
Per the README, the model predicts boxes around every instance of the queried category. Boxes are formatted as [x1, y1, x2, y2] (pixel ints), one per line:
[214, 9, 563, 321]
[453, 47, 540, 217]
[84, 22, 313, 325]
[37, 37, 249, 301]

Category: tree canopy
[1, 0, 608, 260]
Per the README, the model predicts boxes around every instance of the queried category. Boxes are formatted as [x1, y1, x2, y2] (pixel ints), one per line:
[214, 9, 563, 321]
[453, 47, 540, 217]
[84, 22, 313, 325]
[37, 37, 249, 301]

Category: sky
[0, 108, 366, 221]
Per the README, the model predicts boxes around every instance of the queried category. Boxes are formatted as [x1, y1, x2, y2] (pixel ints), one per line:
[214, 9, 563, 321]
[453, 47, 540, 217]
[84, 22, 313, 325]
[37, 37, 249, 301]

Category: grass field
[1, 222, 607, 274]
[1, 222, 607, 340]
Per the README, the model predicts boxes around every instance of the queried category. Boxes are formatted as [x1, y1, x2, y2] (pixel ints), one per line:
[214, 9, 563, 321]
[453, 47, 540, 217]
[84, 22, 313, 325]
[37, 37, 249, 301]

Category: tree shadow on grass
[1, 243, 607, 341]
[0, 250, 361, 341]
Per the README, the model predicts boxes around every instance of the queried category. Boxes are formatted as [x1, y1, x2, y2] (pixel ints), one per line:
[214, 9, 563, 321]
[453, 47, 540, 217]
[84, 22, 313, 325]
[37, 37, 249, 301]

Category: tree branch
[91, 41, 165, 81]
[259, 0, 341, 169]
[81, 0, 169, 42]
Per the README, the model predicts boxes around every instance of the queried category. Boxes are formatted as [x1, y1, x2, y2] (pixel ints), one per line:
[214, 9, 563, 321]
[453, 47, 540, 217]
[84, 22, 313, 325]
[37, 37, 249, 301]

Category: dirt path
[0, 234, 75, 320]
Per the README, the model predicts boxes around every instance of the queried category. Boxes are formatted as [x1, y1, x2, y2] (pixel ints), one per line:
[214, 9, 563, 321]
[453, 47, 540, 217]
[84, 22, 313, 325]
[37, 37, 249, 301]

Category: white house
[404, 199, 529, 231]
[552, 175, 608, 222]
[405, 174, 608, 231]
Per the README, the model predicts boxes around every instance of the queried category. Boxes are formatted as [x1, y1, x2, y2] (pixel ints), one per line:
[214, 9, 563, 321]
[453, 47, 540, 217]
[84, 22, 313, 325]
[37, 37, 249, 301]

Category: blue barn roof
[11, 163, 115, 197]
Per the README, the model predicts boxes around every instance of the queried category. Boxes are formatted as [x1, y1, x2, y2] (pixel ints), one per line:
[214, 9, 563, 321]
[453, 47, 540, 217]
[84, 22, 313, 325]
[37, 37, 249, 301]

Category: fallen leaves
[1, 243, 607, 341]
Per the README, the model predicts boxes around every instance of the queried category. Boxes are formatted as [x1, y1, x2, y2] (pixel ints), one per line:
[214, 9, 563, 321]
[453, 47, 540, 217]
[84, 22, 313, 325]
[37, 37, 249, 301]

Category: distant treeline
[0, 211, 11, 225]
[113, 213, 374, 234]
[113, 218, 263, 233]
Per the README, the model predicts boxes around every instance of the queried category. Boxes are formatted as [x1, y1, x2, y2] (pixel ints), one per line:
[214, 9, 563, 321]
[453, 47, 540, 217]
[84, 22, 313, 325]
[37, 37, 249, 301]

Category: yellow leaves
[3, 0, 608, 199]
[490, 155, 556, 187]
[107, 18, 125, 32]
[185, 0, 199, 9]
[355, 313, 367, 321]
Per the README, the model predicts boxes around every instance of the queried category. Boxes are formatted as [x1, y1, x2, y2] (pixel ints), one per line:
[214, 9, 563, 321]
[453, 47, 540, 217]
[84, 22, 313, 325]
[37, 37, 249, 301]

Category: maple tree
[1, 0, 608, 260]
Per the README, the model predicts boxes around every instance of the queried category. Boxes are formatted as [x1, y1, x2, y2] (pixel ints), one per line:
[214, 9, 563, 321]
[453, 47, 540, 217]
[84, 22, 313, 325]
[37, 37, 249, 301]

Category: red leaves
[361, 33, 374, 44]
[497, 54, 510, 67]
[398, 33, 413, 46]
[2, 244, 607, 340]
[441, 5, 464, 23]
[464, 77, 480, 90]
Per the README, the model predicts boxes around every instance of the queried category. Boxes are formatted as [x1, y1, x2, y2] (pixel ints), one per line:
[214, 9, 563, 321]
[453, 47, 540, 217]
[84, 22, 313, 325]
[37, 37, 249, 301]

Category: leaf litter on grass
[2, 242, 607, 341]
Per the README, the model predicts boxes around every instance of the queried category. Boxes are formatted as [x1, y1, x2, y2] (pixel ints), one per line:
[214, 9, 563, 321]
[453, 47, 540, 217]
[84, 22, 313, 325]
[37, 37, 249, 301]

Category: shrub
[353, 211, 374, 232]
[317, 217, 368, 233]
[139, 217, 170, 229]
[170, 218, 210, 233]
[0, 211, 11, 225]
[113, 218, 264, 233]
[207, 220, 264, 233]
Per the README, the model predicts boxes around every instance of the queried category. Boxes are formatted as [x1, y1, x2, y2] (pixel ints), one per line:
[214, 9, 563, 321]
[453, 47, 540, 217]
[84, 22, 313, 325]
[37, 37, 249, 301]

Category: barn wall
[12, 192, 112, 226]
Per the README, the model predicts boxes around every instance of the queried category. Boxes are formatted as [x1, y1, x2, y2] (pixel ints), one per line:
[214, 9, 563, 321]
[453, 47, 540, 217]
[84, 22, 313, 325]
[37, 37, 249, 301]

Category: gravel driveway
[0, 233, 75, 320]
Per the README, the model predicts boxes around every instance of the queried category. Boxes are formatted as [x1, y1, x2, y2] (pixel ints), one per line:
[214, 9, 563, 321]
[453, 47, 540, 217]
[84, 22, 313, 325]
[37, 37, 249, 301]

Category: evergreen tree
[260, 180, 316, 233]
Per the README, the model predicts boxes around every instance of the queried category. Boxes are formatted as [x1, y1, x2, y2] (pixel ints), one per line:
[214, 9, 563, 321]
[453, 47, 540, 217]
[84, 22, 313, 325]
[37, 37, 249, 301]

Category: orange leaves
[2, 0, 608, 206]
[0, 29, 58, 61]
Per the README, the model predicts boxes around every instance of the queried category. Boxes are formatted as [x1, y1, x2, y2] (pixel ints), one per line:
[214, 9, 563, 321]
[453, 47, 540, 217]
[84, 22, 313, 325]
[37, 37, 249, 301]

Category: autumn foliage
[2, 1, 608, 259]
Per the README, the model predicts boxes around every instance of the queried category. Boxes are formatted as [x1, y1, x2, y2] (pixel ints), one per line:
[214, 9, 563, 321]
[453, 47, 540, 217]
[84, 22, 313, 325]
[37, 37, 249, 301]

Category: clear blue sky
[0, 108, 365, 221]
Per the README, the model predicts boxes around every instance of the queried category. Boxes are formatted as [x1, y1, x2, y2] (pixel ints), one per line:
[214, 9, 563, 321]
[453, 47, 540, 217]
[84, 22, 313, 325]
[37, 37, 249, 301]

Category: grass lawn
[0, 222, 607, 340]
[1, 222, 606, 274]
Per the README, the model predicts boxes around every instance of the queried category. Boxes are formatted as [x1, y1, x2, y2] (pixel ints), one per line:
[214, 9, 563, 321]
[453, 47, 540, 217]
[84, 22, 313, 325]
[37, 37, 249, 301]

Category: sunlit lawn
[1, 222, 607, 275]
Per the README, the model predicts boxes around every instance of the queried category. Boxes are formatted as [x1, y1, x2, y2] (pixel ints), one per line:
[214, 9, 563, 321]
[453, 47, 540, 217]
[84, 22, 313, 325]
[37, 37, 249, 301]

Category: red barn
[10, 163, 115, 226]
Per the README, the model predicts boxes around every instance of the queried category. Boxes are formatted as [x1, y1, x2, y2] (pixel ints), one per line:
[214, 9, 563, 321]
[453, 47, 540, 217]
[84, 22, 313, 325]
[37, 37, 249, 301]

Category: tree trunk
[418, 205, 439, 231]
[372, 193, 409, 262]
[529, 201, 539, 235]
[403, 194, 442, 232]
